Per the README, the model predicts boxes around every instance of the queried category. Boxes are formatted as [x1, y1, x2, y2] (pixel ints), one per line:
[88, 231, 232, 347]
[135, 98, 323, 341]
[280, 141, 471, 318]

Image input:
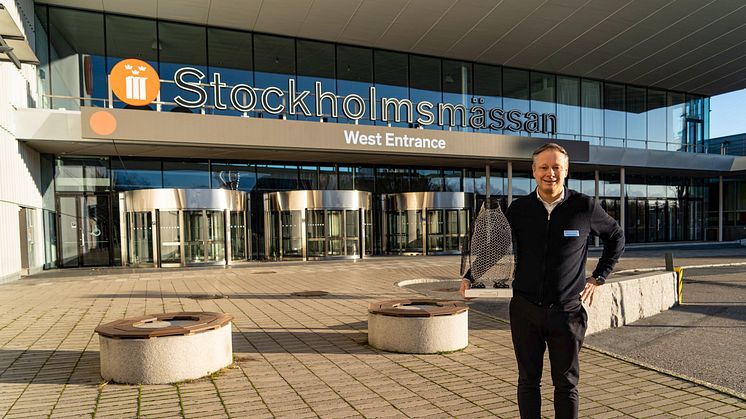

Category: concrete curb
[616, 261, 746, 275]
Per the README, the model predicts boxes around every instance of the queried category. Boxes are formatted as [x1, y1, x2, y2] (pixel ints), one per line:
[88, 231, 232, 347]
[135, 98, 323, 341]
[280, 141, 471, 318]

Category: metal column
[507, 161, 513, 203]
[719, 176, 723, 242]
[619, 167, 627, 233]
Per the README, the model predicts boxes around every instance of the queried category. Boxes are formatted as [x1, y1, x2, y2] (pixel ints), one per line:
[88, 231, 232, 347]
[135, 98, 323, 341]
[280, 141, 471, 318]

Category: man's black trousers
[509, 294, 588, 419]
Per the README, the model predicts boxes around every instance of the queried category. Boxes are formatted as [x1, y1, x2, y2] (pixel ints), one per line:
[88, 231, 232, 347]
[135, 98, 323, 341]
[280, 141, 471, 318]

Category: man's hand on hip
[580, 277, 600, 306]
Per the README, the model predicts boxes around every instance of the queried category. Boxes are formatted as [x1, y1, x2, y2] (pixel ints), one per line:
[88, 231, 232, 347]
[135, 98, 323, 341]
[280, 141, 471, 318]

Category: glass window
[254, 34, 295, 119]
[55, 157, 110, 192]
[409, 55, 442, 130]
[354, 167, 375, 192]
[503, 68, 530, 135]
[211, 162, 256, 192]
[557, 76, 580, 140]
[444, 169, 462, 192]
[299, 166, 318, 189]
[472, 170, 504, 196]
[442, 60, 472, 131]
[411, 169, 442, 192]
[530, 72, 555, 138]
[647, 89, 667, 146]
[626, 86, 646, 145]
[511, 172, 533, 197]
[35, 5, 51, 109]
[208, 28, 253, 116]
[163, 160, 209, 188]
[159, 22, 207, 112]
[112, 159, 162, 191]
[339, 166, 353, 190]
[297, 40, 335, 122]
[49, 7, 106, 110]
[667, 92, 686, 150]
[473, 64, 502, 134]
[337, 45, 373, 125]
[105, 15, 158, 110]
[256, 164, 298, 190]
[319, 166, 337, 190]
[376, 167, 409, 193]
[375, 50, 409, 127]
[604, 83, 625, 146]
[581, 79, 603, 144]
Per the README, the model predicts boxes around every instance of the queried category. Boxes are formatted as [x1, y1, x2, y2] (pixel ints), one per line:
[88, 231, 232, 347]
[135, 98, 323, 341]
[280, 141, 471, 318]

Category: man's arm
[589, 200, 625, 280]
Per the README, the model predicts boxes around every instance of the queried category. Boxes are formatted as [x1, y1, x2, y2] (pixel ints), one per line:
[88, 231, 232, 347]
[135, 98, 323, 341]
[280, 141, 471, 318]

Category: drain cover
[187, 294, 229, 300]
[291, 291, 329, 297]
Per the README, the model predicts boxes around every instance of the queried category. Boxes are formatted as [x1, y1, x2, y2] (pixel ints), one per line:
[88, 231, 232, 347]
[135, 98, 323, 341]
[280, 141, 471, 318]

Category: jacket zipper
[539, 210, 550, 304]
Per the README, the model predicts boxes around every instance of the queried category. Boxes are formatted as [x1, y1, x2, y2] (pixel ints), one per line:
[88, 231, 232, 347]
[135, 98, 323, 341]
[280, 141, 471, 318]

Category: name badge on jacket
[564, 230, 580, 237]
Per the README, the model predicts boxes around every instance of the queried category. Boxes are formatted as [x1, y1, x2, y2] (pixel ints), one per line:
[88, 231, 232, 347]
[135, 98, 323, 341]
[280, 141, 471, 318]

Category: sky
[709, 88, 746, 139]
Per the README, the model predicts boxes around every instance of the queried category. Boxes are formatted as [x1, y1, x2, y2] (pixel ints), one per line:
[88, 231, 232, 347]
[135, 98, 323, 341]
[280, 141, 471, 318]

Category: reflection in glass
[206, 211, 225, 262]
[474, 64, 502, 134]
[184, 210, 205, 263]
[557, 76, 580, 140]
[581, 79, 603, 144]
[254, 34, 295, 119]
[159, 210, 181, 264]
[163, 161, 210, 188]
[375, 50, 408, 127]
[49, 7, 106, 109]
[128, 212, 153, 264]
[230, 211, 246, 260]
[208, 27, 252, 116]
[604, 83, 625, 144]
[159, 22, 207, 112]
[337, 45, 373, 125]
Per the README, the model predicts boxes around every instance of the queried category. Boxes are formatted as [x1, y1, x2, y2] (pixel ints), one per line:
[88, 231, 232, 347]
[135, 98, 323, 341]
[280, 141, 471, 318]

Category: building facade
[2, 1, 746, 281]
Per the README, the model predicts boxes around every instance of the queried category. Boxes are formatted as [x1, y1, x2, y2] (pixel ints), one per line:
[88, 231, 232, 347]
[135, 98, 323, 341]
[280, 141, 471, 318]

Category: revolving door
[382, 192, 473, 255]
[264, 190, 372, 260]
[120, 189, 249, 267]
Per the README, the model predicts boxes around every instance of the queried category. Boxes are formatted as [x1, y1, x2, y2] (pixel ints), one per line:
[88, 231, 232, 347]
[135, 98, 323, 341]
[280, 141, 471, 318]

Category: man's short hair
[532, 143, 569, 165]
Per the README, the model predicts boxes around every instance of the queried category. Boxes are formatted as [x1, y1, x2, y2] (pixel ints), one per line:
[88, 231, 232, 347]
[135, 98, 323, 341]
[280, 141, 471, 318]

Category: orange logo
[110, 59, 160, 106]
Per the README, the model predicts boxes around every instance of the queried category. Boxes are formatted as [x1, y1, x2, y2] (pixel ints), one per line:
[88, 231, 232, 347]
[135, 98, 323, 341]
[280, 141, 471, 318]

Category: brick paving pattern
[0, 256, 743, 418]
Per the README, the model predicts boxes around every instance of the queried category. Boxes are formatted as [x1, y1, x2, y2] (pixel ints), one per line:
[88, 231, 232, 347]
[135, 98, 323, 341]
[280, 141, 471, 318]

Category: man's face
[532, 149, 568, 198]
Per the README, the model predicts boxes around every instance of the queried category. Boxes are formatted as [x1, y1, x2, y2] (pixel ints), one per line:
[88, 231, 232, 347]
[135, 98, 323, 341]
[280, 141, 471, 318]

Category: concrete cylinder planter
[95, 312, 233, 384]
[368, 299, 468, 354]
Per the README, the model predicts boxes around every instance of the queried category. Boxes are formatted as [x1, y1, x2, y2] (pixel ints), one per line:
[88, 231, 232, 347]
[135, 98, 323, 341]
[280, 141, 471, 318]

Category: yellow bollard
[673, 267, 684, 304]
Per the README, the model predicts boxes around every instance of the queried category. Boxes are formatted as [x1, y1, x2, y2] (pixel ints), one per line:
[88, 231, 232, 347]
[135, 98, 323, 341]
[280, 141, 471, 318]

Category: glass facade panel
[297, 40, 335, 121]
[112, 159, 162, 190]
[473, 64, 502, 134]
[626, 86, 646, 142]
[442, 60, 472, 131]
[667, 92, 686, 151]
[159, 22, 207, 112]
[530, 72, 555, 138]
[375, 50, 408, 127]
[581, 79, 603, 144]
[604, 83, 625, 145]
[409, 55, 442, 129]
[163, 161, 210, 188]
[211, 162, 256, 191]
[337, 45, 373, 125]
[106, 14, 157, 109]
[49, 8, 106, 109]
[254, 34, 295, 119]
[208, 27, 253, 116]
[557, 76, 580, 140]
[256, 164, 298, 190]
[647, 89, 667, 148]
[503, 68, 530, 135]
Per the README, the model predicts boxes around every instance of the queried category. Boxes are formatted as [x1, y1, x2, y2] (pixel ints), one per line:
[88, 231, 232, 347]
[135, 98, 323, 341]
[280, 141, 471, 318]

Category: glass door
[327, 210, 344, 256]
[57, 194, 112, 267]
[128, 211, 153, 265]
[184, 210, 205, 263]
[427, 209, 444, 253]
[345, 210, 360, 256]
[58, 196, 79, 268]
[306, 210, 325, 257]
[230, 211, 247, 260]
[206, 210, 225, 262]
[159, 210, 181, 265]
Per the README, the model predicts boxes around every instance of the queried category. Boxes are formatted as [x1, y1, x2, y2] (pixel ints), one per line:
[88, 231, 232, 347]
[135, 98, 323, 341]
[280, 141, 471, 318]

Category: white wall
[0, 0, 43, 283]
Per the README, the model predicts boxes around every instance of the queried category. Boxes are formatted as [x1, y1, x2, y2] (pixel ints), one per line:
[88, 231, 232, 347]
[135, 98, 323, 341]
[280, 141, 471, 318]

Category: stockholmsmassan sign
[110, 59, 557, 135]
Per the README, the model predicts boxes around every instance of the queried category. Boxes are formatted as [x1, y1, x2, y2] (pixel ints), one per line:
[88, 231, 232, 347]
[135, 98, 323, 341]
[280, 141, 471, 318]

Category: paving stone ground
[0, 255, 744, 418]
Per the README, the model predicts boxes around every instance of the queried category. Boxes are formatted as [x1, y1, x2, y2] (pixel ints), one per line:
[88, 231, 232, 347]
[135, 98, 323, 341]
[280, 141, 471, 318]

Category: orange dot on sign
[90, 111, 117, 135]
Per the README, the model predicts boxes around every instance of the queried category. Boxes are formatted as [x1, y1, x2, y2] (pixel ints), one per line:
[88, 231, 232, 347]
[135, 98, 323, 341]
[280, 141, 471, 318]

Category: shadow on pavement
[0, 349, 100, 385]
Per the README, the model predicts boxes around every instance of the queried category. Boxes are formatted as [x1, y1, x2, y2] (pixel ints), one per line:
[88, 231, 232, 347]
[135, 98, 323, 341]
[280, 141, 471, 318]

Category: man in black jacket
[461, 143, 624, 419]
